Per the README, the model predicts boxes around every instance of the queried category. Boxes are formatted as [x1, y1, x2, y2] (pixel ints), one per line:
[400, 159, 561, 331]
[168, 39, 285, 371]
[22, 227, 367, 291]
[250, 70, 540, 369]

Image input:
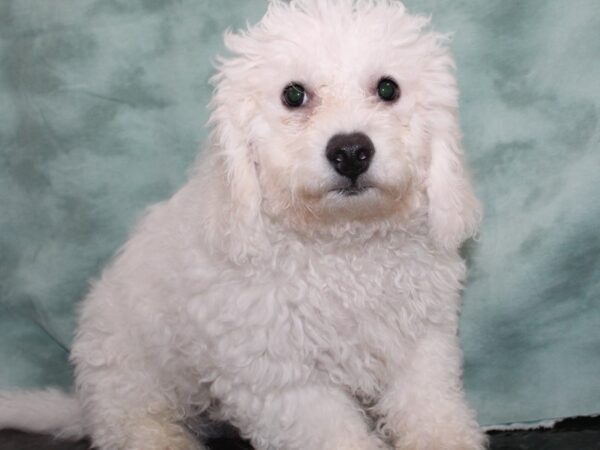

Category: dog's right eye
[282, 83, 308, 108]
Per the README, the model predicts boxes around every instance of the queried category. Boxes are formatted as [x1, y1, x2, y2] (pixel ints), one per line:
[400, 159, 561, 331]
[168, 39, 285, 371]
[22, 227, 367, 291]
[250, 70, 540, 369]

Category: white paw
[126, 419, 204, 450]
[325, 433, 390, 450]
[394, 423, 487, 450]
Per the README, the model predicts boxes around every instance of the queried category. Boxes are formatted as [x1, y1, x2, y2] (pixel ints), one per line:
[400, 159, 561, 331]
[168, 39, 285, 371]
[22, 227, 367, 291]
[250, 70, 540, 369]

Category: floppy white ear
[196, 95, 267, 262]
[427, 112, 482, 250]
[209, 79, 263, 222]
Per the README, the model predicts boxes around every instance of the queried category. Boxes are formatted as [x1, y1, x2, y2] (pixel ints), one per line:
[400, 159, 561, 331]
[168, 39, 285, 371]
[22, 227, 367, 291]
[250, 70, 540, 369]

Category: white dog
[0, 1, 487, 449]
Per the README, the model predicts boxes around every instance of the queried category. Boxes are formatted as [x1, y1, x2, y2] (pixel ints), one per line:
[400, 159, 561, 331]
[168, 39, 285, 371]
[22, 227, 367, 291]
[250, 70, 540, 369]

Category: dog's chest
[184, 235, 459, 395]
[287, 242, 430, 389]
[180, 236, 462, 396]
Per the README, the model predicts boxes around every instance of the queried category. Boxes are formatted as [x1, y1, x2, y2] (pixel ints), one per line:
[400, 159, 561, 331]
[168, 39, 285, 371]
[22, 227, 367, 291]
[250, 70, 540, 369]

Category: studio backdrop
[0, 0, 599, 427]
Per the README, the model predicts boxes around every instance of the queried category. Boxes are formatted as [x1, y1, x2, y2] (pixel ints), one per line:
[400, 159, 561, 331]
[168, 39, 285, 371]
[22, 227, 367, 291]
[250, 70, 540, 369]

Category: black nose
[325, 132, 375, 181]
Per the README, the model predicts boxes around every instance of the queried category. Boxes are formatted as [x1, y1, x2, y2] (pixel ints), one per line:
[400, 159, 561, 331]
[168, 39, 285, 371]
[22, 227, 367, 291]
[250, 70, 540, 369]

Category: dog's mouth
[334, 185, 372, 196]
[329, 181, 374, 197]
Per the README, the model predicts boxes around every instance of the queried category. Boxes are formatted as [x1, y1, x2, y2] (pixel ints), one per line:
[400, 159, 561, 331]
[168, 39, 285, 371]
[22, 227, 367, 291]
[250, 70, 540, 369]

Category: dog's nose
[325, 132, 375, 180]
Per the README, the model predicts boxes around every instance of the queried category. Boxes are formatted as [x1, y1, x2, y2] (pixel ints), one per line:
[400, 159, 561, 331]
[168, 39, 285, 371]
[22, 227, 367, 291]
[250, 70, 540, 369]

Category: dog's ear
[426, 110, 482, 250]
[199, 86, 267, 261]
[208, 75, 263, 223]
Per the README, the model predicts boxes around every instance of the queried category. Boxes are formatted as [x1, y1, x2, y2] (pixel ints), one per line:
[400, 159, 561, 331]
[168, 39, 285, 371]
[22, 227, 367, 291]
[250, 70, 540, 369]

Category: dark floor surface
[1, 416, 599, 450]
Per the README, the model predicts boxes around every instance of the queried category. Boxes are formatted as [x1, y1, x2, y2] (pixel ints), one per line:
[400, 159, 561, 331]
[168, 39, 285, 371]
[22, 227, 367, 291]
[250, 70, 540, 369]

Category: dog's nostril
[325, 132, 375, 180]
[334, 152, 345, 163]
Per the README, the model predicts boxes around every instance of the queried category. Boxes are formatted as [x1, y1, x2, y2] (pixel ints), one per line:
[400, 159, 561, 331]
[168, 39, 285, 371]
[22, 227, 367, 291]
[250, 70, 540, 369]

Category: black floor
[487, 416, 600, 450]
[1, 417, 599, 450]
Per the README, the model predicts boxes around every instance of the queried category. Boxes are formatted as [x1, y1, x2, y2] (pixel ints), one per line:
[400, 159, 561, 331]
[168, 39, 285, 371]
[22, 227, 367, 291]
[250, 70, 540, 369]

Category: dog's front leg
[376, 328, 487, 450]
[76, 380, 204, 450]
[76, 371, 205, 450]
[214, 376, 388, 450]
[73, 333, 205, 450]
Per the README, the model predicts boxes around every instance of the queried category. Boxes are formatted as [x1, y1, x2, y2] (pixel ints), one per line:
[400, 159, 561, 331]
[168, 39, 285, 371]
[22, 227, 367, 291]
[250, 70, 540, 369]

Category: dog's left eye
[282, 83, 308, 108]
[377, 77, 400, 102]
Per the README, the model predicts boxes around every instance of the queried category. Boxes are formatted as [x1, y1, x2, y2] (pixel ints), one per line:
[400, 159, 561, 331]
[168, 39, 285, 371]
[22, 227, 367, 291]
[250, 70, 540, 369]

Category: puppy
[0, 1, 486, 449]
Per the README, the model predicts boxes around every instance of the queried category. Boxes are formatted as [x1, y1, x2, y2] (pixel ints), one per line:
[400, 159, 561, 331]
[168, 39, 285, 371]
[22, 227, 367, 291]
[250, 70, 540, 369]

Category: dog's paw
[324, 434, 390, 450]
[125, 419, 205, 450]
[128, 435, 203, 450]
[394, 422, 487, 450]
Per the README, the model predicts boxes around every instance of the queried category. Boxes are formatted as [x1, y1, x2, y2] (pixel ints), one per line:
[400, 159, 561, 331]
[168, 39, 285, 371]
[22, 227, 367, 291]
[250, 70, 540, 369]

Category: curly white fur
[0, 1, 487, 449]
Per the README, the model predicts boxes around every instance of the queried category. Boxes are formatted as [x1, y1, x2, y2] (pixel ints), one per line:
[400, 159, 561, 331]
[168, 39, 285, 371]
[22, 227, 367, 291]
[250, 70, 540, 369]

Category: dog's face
[210, 0, 481, 248]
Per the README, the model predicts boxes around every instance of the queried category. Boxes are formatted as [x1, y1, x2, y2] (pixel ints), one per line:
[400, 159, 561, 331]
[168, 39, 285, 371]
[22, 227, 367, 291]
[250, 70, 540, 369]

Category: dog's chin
[305, 184, 404, 223]
[328, 185, 374, 197]
[324, 185, 382, 209]
[270, 179, 412, 231]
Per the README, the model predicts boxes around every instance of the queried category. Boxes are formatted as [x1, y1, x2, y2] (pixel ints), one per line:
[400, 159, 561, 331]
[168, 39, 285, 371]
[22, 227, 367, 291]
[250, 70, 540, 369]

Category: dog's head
[207, 0, 481, 249]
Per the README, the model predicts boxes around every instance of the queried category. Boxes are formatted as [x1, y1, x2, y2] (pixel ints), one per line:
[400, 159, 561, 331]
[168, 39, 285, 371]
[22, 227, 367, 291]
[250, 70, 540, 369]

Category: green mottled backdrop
[0, 0, 599, 427]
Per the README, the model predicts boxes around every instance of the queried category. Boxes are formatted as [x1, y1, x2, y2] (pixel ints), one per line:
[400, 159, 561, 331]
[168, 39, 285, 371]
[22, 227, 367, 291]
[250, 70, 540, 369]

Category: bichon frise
[0, 1, 487, 449]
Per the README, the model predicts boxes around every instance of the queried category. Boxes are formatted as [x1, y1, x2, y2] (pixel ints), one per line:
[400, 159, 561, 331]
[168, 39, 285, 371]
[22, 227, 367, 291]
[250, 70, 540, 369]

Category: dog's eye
[377, 78, 400, 102]
[282, 83, 308, 108]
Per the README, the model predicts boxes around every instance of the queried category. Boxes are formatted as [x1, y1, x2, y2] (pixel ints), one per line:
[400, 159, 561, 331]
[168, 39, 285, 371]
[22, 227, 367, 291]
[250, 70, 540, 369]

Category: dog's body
[0, 1, 487, 449]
